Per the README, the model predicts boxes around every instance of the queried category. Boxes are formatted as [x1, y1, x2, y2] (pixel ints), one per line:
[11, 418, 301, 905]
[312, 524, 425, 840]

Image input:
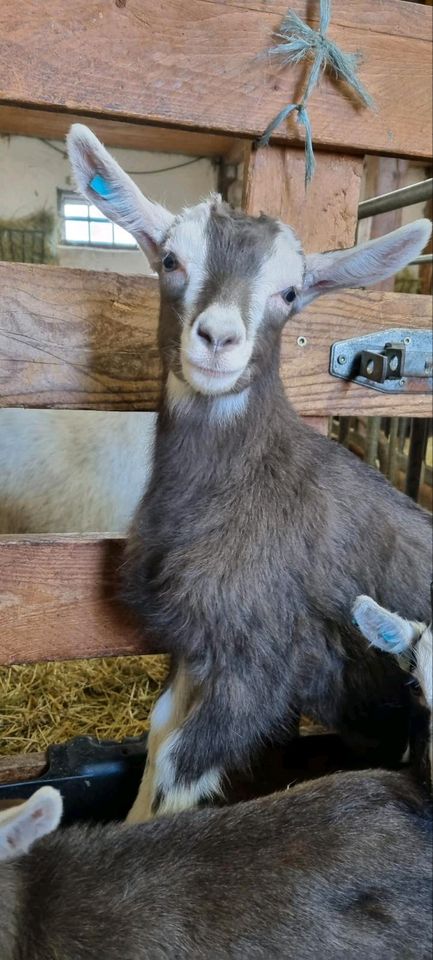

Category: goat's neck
[159, 363, 296, 452]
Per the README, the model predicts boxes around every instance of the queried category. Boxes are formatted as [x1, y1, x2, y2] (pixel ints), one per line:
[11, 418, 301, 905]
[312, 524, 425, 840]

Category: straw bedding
[0, 655, 169, 756]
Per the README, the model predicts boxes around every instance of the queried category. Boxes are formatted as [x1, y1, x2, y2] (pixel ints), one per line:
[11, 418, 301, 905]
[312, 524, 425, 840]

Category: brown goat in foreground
[0, 772, 430, 960]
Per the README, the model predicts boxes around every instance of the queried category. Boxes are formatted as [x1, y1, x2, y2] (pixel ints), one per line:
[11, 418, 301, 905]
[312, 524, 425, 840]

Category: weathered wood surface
[0, 752, 47, 785]
[0, 264, 162, 411]
[0, 535, 157, 666]
[0, 105, 234, 158]
[0, 0, 431, 159]
[0, 262, 431, 416]
[243, 147, 363, 251]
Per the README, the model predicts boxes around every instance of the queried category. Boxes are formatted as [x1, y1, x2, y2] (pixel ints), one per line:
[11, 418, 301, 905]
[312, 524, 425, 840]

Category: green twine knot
[259, 0, 375, 186]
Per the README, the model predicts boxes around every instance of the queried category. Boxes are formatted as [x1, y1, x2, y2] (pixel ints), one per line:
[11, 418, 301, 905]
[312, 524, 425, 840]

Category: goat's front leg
[152, 668, 291, 817]
[126, 663, 195, 824]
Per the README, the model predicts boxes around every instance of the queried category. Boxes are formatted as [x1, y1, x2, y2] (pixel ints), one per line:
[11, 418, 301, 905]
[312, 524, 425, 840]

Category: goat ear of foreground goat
[65, 124, 432, 824]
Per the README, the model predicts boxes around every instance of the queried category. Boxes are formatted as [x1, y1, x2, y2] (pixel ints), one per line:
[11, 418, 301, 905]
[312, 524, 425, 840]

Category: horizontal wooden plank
[0, 262, 431, 416]
[0, 263, 162, 412]
[0, 0, 431, 159]
[283, 290, 433, 416]
[0, 752, 47, 785]
[0, 535, 157, 666]
[0, 105, 235, 159]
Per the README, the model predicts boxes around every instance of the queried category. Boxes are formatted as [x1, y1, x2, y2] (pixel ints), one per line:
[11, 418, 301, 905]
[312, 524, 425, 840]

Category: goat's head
[352, 594, 432, 711]
[67, 125, 431, 399]
[352, 592, 432, 788]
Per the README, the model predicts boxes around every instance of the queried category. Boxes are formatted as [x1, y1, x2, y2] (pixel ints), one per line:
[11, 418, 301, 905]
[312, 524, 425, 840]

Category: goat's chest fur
[122, 392, 431, 677]
[124, 405, 310, 655]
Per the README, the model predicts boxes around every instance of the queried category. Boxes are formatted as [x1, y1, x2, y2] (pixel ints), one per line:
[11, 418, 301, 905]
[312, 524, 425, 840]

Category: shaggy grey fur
[1, 770, 432, 960]
[122, 204, 432, 797]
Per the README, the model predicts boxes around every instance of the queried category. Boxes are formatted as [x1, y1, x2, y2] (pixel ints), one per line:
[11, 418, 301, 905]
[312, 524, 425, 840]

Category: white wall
[0, 134, 218, 275]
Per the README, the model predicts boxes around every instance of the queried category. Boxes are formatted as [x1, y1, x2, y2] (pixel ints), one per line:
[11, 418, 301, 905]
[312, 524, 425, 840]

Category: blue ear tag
[379, 630, 401, 650]
[89, 174, 112, 199]
[377, 627, 410, 656]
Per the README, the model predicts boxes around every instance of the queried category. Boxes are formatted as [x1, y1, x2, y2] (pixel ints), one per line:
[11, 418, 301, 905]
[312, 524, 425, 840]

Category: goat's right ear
[66, 124, 175, 268]
[298, 219, 432, 309]
[352, 595, 417, 654]
[0, 787, 63, 861]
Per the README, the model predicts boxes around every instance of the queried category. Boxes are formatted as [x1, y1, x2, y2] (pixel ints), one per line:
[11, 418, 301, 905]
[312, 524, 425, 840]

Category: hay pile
[0, 209, 58, 264]
[0, 655, 169, 756]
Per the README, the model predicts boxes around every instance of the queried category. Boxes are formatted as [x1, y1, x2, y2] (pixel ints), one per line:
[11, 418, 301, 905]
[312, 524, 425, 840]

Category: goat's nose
[197, 323, 239, 351]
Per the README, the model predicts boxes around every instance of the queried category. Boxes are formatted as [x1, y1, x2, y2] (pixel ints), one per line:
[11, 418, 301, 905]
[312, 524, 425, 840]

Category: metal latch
[329, 328, 433, 394]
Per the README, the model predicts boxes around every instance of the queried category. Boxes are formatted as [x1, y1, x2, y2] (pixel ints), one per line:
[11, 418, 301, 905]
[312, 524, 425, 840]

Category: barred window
[59, 192, 137, 248]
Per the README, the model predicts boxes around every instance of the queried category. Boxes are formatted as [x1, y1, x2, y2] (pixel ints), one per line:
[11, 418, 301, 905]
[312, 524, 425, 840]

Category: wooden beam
[281, 291, 432, 416]
[0, 262, 431, 416]
[0, 535, 157, 666]
[243, 146, 362, 250]
[0, 105, 233, 159]
[0, 0, 431, 159]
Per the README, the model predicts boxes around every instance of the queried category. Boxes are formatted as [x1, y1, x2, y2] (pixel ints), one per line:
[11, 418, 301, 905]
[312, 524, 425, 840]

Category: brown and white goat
[67, 125, 433, 821]
[0, 767, 432, 960]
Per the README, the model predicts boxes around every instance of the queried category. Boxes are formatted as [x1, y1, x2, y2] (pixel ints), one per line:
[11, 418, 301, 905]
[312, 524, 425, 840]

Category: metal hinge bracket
[330, 327, 433, 394]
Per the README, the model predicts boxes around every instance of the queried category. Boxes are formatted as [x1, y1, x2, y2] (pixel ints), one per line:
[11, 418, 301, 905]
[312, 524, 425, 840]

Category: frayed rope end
[258, 0, 375, 185]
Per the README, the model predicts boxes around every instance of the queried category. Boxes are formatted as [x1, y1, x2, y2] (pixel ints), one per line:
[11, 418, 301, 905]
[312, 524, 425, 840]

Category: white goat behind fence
[0, 409, 156, 533]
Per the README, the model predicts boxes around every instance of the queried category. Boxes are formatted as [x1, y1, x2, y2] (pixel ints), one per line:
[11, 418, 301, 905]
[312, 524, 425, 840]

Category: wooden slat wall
[0, 0, 431, 159]
[1, 266, 431, 419]
[0, 535, 154, 666]
[0, 264, 162, 412]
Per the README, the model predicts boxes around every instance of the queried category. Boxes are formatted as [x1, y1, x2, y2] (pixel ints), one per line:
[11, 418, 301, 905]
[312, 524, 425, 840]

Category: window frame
[57, 190, 139, 250]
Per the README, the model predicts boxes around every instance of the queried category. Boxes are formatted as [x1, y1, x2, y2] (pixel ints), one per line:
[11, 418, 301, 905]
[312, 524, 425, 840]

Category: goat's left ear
[298, 219, 432, 309]
[352, 595, 418, 655]
[67, 124, 175, 268]
[0, 787, 63, 861]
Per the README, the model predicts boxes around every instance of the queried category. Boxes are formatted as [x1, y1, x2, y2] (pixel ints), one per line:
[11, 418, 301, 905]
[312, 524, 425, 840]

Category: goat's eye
[281, 287, 296, 305]
[162, 253, 179, 272]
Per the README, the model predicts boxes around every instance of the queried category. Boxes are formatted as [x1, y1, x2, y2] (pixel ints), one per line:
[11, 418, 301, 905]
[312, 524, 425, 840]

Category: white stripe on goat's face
[164, 200, 212, 321]
[160, 200, 304, 397]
